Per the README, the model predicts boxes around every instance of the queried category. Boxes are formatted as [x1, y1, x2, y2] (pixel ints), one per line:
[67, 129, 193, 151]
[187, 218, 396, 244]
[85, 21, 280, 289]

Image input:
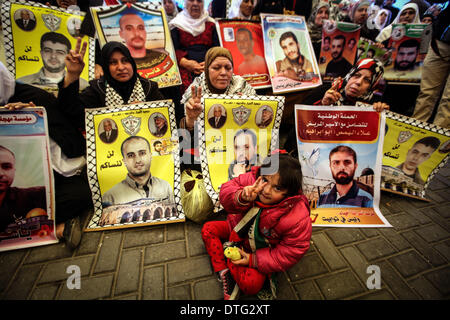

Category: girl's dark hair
[258, 153, 303, 197]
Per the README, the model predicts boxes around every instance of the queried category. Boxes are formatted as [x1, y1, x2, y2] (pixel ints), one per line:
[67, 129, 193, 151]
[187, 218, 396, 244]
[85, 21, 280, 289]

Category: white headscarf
[0, 62, 15, 105]
[227, 0, 256, 19]
[169, 3, 215, 37]
[164, 0, 179, 23]
[376, 3, 420, 42]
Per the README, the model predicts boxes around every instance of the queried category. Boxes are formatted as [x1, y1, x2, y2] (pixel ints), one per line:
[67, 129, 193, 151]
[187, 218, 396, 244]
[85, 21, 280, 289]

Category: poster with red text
[295, 105, 391, 227]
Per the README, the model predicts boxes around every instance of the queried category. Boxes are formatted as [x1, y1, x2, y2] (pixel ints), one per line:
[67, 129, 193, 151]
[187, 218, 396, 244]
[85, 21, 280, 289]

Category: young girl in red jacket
[201, 151, 312, 300]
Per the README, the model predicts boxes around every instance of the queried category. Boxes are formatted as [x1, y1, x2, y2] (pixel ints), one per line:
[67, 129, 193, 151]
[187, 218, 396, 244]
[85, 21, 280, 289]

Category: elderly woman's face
[240, 0, 254, 17]
[345, 68, 373, 98]
[186, 0, 203, 19]
[208, 56, 233, 90]
[314, 6, 329, 26]
[109, 51, 134, 82]
[353, 5, 369, 24]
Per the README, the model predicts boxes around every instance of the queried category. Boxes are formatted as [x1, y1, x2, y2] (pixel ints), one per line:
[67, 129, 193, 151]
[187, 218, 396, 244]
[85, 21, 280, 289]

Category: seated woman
[283, 58, 390, 153]
[169, 0, 220, 95]
[58, 39, 165, 129]
[307, 1, 330, 58]
[376, 3, 421, 43]
[178, 47, 256, 168]
[345, 0, 380, 41]
[227, 0, 257, 20]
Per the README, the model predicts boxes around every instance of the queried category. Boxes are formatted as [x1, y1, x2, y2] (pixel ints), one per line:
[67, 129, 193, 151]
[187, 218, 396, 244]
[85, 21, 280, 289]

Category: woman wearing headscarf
[58, 39, 164, 129]
[345, 0, 380, 41]
[227, 0, 257, 20]
[376, 3, 421, 43]
[169, 0, 220, 95]
[1, 61, 92, 249]
[163, 0, 180, 23]
[178, 47, 256, 168]
[307, 1, 330, 58]
[372, 8, 392, 31]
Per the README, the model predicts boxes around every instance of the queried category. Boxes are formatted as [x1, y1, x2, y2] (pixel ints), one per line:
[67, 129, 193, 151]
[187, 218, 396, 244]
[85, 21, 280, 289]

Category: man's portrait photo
[207, 104, 227, 129]
[101, 136, 174, 207]
[14, 9, 36, 31]
[228, 129, 260, 180]
[98, 119, 119, 144]
[275, 31, 314, 81]
[17, 32, 88, 90]
[397, 136, 440, 185]
[117, 7, 171, 70]
[235, 28, 266, 76]
[322, 36, 331, 52]
[348, 38, 356, 51]
[0, 145, 47, 233]
[148, 113, 168, 138]
[318, 145, 373, 208]
[152, 140, 163, 156]
[256, 105, 273, 129]
[394, 39, 420, 72]
[325, 35, 353, 78]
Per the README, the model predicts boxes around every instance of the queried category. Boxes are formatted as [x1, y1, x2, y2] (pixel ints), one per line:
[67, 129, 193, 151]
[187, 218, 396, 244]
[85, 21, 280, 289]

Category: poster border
[84, 100, 185, 232]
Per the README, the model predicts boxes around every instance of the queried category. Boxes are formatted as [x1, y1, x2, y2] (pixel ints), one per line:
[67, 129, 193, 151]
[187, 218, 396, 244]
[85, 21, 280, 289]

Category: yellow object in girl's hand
[224, 247, 241, 261]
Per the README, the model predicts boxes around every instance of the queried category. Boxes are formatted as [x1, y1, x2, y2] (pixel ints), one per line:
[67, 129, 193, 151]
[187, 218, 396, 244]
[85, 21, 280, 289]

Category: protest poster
[383, 24, 428, 83]
[1, 0, 94, 94]
[356, 38, 390, 66]
[198, 94, 284, 210]
[90, 2, 181, 88]
[318, 20, 361, 82]
[260, 13, 321, 94]
[216, 19, 271, 89]
[84, 101, 184, 231]
[381, 111, 450, 200]
[0, 108, 58, 252]
[295, 105, 391, 227]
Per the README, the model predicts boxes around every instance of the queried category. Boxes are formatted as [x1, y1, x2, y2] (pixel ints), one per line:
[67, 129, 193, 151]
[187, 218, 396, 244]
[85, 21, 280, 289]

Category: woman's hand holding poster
[295, 105, 391, 227]
[381, 111, 450, 200]
[84, 101, 184, 231]
[1, 1, 94, 93]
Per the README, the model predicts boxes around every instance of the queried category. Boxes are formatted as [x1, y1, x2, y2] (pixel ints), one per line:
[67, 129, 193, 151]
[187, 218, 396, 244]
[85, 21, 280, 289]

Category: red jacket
[219, 167, 312, 275]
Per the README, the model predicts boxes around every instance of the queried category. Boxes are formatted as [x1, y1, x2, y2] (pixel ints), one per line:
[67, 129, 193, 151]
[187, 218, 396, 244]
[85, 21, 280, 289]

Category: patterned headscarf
[335, 58, 385, 105]
[204, 47, 234, 94]
[307, 1, 330, 42]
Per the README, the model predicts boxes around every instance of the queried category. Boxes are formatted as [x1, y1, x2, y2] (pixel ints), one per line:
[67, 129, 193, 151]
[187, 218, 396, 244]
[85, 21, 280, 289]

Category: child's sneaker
[218, 269, 239, 300]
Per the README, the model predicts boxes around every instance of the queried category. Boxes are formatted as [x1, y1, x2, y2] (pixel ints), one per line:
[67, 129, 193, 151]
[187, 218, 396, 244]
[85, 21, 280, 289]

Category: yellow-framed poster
[84, 101, 184, 231]
[1, 0, 94, 94]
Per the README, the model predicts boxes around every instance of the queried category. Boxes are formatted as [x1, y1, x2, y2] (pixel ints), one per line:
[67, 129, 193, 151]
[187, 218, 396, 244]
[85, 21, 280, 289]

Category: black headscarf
[100, 41, 139, 102]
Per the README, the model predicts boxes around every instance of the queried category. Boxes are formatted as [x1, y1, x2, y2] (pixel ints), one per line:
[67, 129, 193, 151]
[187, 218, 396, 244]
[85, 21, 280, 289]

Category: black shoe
[62, 217, 82, 249]
[218, 269, 239, 300]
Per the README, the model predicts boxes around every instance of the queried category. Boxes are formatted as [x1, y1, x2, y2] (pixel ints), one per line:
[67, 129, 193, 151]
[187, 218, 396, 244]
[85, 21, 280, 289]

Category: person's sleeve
[219, 173, 254, 214]
[171, 28, 187, 63]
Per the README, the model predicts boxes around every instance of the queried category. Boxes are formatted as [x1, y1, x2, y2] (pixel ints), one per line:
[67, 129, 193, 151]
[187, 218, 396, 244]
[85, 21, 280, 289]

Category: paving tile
[168, 284, 191, 300]
[424, 268, 450, 295]
[167, 256, 212, 284]
[409, 276, 443, 299]
[193, 277, 223, 300]
[401, 231, 446, 267]
[186, 222, 207, 257]
[386, 213, 420, 231]
[315, 270, 365, 300]
[356, 238, 397, 261]
[324, 229, 365, 246]
[294, 280, 323, 300]
[0, 249, 26, 292]
[58, 274, 114, 300]
[311, 233, 347, 271]
[379, 228, 411, 251]
[39, 255, 94, 283]
[275, 272, 298, 300]
[433, 241, 450, 261]
[24, 242, 72, 264]
[432, 205, 450, 219]
[166, 222, 185, 241]
[287, 254, 328, 281]
[76, 231, 102, 256]
[122, 227, 164, 248]
[376, 261, 419, 299]
[30, 284, 59, 300]
[414, 224, 450, 243]
[115, 248, 142, 296]
[388, 251, 430, 278]
[4, 265, 43, 299]
[356, 290, 394, 300]
[142, 265, 165, 300]
[93, 232, 122, 274]
[340, 246, 372, 284]
[144, 241, 186, 265]
[359, 228, 379, 238]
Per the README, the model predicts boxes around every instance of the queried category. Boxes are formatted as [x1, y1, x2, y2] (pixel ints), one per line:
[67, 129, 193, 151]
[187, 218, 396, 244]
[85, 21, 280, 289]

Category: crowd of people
[0, 0, 449, 301]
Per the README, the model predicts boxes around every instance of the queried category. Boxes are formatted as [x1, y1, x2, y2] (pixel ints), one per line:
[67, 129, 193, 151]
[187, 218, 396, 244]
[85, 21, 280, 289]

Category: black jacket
[57, 77, 165, 129]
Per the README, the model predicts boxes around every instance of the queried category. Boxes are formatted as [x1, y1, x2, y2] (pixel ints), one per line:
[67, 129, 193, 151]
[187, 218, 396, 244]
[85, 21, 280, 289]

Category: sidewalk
[1, 162, 449, 300]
